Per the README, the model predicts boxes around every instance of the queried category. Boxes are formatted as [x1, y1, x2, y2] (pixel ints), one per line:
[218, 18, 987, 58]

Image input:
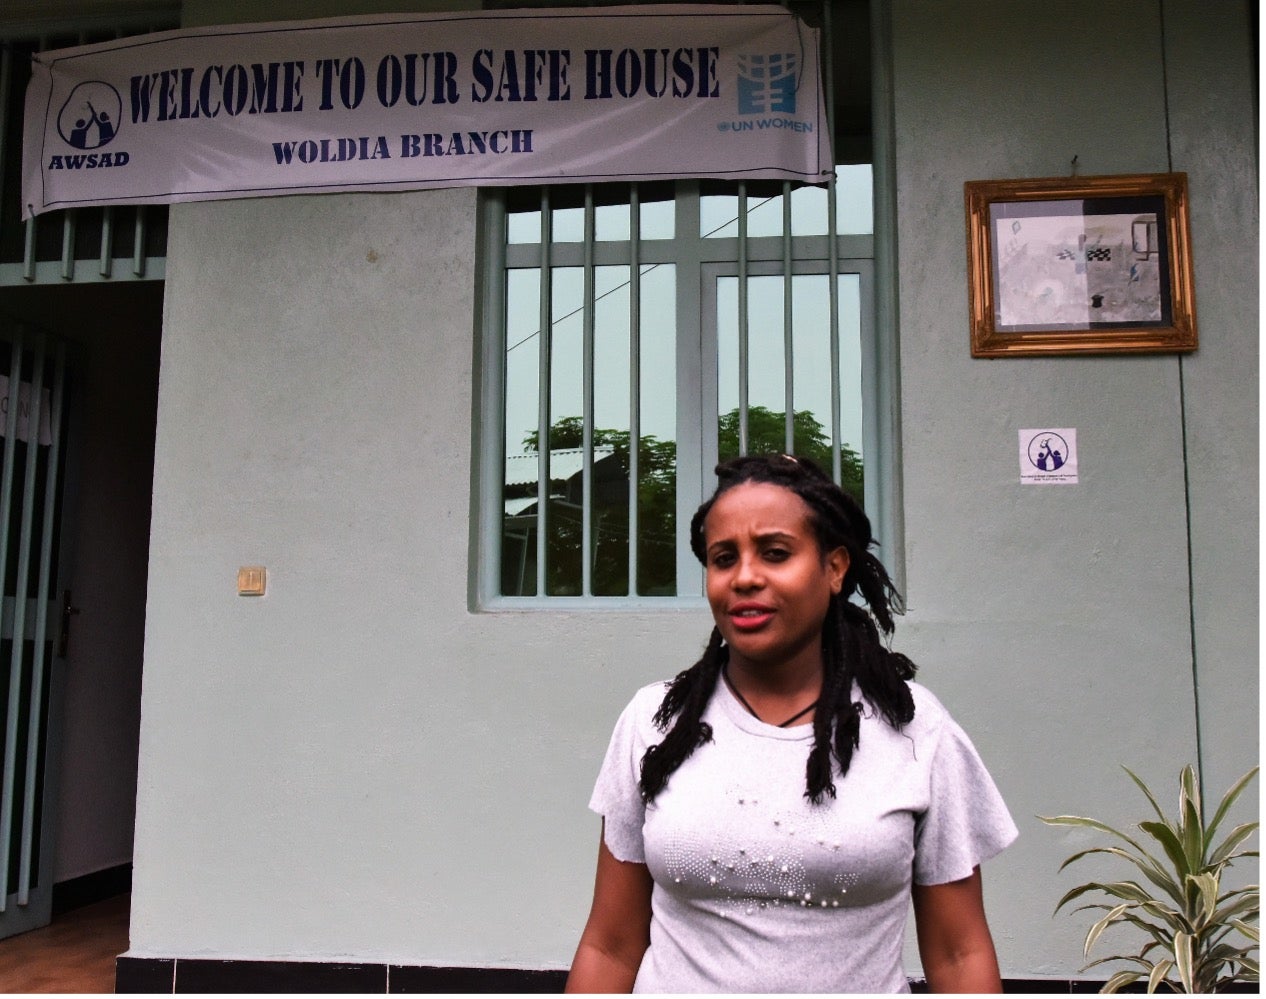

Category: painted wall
[127, 0, 1256, 981]
[888, 0, 1256, 972]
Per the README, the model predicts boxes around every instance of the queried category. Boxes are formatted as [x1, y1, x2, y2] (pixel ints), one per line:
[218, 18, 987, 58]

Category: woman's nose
[732, 552, 762, 589]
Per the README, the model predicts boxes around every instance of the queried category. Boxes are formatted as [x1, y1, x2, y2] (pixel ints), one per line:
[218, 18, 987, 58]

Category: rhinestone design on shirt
[661, 781, 863, 918]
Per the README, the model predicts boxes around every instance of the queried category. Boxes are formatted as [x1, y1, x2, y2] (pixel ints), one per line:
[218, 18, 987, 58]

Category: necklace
[722, 665, 819, 728]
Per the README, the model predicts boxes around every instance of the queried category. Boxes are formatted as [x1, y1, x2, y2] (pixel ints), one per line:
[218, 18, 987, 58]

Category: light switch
[237, 566, 266, 596]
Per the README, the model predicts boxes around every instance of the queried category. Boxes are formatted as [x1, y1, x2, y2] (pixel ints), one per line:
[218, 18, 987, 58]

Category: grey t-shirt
[590, 678, 1018, 993]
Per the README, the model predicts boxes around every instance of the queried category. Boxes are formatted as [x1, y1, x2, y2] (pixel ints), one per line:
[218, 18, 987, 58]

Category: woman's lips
[728, 604, 775, 630]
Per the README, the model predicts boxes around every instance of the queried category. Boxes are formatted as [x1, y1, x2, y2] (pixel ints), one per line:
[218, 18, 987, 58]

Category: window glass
[591, 265, 632, 595]
[502, 267, 542, 596]
[547, 267, 585, 594]
[637, 264, 677, 595]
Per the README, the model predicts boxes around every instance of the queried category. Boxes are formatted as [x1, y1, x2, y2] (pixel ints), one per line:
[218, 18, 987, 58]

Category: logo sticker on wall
[1020, 428, 1078, 485]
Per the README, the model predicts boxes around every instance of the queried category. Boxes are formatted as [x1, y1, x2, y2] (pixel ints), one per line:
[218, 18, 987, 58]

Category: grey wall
[887, 0, 1257, 970]
[126, 0, 1256, 981]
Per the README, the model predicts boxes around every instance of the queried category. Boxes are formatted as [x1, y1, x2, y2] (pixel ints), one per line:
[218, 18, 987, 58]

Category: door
[0, 324, 73, 940]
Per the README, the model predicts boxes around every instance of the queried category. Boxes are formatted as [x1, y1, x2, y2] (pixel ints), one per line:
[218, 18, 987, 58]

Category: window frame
[470, 0, 903, 609]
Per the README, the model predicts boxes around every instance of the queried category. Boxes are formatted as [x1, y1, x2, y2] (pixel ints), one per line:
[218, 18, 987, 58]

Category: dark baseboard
[51, 862, 132, 917]
[114, 957, 1263, 994]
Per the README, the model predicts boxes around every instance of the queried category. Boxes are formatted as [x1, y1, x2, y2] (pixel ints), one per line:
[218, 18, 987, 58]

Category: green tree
[717, 406, 864, 503]
[506, 409, 864, 597]
[519, 418, 676, 596]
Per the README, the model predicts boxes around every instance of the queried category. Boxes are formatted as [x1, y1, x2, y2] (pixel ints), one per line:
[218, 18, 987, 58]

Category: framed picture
[964, 172, 1197, 357]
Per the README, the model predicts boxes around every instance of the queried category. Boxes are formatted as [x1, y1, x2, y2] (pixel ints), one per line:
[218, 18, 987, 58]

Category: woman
[566, 454, 1017, 993]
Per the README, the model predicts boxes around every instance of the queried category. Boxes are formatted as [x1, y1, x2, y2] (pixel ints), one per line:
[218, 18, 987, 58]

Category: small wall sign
[1020, 428, 1078, 484]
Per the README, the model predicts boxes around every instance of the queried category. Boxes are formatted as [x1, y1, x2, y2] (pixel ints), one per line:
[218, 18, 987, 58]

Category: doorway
[0, 280, 162, 943]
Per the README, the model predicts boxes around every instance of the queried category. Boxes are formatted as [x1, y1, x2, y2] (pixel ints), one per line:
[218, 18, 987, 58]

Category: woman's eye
[710, 552, 736, 568]
[764, 548, 790, 562]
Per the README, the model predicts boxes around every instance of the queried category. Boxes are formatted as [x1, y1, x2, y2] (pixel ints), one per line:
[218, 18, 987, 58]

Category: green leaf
[1211, 889, 1260, 925]
[1136, 898, 1186, 934]
[1209, 822, 1260, 868]
[1174, 930, 1194, 992]
[1186, 871, 1220, 928]
[1230, 918, 1259, 943]
[1179, 764, 1202, 823]
[1058, 881, 1158, 912]
[1139, 820, 1193, 880]
[1085, 903, 1133, 956]
[1206, 766, 1258, 845]
[1082, 954, 1155, 972]
[1124, 766, 1170, 825]
[1102, 969, 1143, 993]
[1040, 814, 1152, 856]
[1178, 767, 1205, 870]
[1115, 913, 1171, 947]
[1146, 959, 1174, 993]
[1059, 846, 1183, 907]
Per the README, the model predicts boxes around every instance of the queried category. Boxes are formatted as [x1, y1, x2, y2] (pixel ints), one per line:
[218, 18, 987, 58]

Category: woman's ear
[827, 547, 849, 594]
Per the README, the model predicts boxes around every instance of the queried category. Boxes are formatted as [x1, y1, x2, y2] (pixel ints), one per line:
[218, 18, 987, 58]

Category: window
[474, 0, 889, 605]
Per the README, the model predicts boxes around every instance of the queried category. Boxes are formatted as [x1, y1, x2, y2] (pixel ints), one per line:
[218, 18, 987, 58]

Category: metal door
[0, 324, 71, 940]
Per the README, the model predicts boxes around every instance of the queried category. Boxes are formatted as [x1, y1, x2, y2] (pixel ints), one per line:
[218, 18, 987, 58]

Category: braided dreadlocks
[639, 453, 916, 805]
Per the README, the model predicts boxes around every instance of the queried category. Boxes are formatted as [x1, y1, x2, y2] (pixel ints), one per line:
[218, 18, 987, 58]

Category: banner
[21, 5, 831, 219]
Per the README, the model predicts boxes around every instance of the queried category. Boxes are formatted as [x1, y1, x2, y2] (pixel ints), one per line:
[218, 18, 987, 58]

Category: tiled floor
[0, 893, 129, 993]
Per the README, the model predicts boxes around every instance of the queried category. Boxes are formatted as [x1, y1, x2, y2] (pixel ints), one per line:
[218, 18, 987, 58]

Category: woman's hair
[639, 453, 916, 805]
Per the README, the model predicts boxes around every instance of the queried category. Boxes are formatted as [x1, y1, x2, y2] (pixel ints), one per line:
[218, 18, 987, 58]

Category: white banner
[21, 5, 831, 219]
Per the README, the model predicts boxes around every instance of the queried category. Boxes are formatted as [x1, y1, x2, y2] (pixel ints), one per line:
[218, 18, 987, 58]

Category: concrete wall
[127, 0, 1256, 980]
[888, 0, 1256, 973]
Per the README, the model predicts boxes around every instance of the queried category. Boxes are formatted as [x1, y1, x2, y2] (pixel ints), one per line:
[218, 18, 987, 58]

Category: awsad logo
[736, 53, 798, 115]
[57, 81, 121, 150]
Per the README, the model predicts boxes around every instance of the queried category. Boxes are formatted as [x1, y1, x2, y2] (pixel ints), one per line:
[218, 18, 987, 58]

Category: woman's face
[702, 481, 848, 678]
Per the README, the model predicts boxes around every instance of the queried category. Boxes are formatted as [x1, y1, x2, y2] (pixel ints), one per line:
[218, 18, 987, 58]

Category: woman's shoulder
[605, 679, 673, 736]
[626, 678, 672, 712]
[896, 679, 955, 734]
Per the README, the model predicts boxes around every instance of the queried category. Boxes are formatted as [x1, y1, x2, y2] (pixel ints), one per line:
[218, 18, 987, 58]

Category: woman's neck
[723, 653, 823, 725]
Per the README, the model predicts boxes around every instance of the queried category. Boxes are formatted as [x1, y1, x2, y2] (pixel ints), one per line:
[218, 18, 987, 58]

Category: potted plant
[1040, 765, 1259, 992]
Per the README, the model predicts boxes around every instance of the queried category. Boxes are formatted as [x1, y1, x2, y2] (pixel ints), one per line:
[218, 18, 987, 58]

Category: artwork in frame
[964, 173, 1197, 357]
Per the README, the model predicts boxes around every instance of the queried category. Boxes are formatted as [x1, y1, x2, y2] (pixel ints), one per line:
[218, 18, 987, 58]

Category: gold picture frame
[965, 172, 1197, 357]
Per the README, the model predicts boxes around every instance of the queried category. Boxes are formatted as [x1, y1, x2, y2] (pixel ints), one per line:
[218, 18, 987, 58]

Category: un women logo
[57, 81, 122, 150]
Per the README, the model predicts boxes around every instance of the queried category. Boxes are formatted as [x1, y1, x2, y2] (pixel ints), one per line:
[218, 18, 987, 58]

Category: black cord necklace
[722, 665, 819, 728]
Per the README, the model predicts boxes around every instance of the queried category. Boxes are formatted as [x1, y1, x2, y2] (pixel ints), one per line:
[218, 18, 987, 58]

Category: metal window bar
[0, 331, 64, 906]
[581, 187, 595, 596]
[0, 46, 11, 235]
[20, 36, 48, 284]
[19, 338, 63, 904]
[0, 329, 25, 908]
[627, 186, 642, 596]
[737, 182, 749, 456]
[9, 333, 45, 904]
[535, 190, 553, 597]
[782, 183, 794, 453]
[824, 0, 844, 485]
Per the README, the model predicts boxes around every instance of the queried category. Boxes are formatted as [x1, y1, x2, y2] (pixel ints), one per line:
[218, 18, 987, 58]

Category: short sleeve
[913, 713, 1018, 885]
[588, 687, 660, 864]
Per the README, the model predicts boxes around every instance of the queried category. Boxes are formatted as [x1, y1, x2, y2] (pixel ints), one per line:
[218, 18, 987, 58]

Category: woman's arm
[565, 826, 654, 994]
[911, 866, 1003, 993]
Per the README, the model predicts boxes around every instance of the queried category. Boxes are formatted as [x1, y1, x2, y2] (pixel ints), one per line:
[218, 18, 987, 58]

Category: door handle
[58, 588, 80, 658]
